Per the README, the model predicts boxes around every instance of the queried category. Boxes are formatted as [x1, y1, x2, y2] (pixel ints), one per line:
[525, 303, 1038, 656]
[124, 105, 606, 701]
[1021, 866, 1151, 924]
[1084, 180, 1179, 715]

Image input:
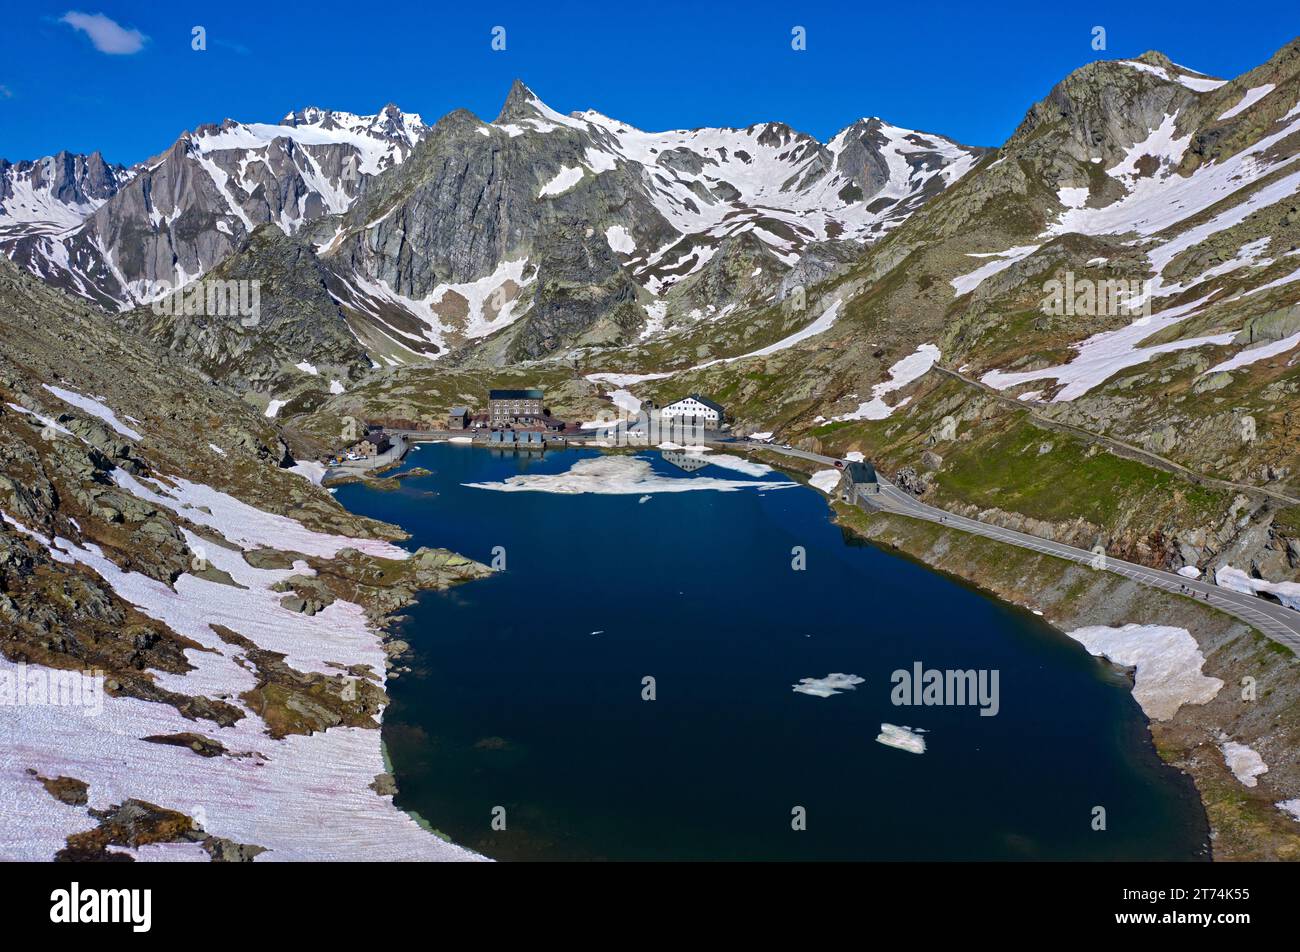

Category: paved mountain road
[737, 441, 1300, 653]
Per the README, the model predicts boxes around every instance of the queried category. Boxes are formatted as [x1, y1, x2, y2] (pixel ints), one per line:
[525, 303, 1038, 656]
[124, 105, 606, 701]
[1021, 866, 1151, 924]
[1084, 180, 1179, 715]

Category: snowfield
[831, 343, 940, 421]
[1065, 624, 1223, 720]
[0, 461, 482, 861]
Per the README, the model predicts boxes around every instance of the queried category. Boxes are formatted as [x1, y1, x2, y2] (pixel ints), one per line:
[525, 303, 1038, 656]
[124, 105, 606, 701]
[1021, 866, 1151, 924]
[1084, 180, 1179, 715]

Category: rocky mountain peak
[495, 79, 558, 125]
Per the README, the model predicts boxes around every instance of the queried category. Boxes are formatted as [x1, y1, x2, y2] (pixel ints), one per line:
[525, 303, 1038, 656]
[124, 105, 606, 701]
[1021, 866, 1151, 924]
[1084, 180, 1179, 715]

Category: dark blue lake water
[333, 443, 1208, 861]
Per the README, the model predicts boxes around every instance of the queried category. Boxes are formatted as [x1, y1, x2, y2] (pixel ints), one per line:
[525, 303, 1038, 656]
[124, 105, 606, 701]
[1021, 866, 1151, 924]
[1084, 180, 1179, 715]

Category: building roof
[489, 389, 544, 400]
[449, 406, 470, 416]
[845, 460, 877, 483]
[665, 393, 724, 414]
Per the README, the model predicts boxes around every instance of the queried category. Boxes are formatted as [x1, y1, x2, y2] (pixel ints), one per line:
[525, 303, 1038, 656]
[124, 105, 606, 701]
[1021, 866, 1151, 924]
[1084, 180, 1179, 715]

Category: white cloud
[59, 11, 148, 55]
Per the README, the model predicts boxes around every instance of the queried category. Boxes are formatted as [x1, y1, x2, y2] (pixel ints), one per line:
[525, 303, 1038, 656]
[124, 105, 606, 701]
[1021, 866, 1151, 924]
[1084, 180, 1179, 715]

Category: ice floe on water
[1219, 738, 1268, 787]
[792, 673, 864, 697]
[1065, 624, 1223, 720]
[876, 723, 927, 754]
[463, 455, 796, 495]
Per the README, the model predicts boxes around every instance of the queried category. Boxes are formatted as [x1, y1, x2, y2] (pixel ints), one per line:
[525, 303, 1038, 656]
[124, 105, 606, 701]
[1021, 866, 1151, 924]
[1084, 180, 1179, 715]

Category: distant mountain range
[0, 83, 985, 363]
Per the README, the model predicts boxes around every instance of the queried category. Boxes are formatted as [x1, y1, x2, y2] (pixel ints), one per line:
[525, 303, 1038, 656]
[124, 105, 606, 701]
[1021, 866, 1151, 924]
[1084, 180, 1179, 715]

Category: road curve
[737, 441, 1300, 654]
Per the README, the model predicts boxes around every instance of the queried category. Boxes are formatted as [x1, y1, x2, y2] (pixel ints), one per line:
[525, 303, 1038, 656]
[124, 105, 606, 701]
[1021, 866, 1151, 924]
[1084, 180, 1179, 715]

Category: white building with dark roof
[660, 394, 724, 428]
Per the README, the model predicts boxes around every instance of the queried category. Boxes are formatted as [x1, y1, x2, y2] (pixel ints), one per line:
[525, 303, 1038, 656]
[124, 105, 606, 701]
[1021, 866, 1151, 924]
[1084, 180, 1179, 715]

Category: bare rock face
[116, 224, 372, 395]
[2, 105, 428, 309]
[504, 223, 644, 361]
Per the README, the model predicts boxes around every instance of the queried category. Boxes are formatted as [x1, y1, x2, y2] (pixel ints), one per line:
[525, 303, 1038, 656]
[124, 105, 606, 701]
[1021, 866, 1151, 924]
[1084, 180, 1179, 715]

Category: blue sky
[2, 1, 1296, 165]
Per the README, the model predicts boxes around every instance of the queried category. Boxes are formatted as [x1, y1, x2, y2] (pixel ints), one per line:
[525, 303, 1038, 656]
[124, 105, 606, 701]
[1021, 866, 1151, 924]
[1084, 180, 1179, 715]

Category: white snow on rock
[110, 468, 407, 560]
[844, 451, 865, 462]
[1046, 106, 1300, 257]
[583, 299, 844, 386]
[6, 402, 74, 437]
[950, 245, 1041, 296]
[697, 298, 844, 367]
[0, 465, 482, 862]
[42, 385, 142, 441]
[792, 673, 864, 697]
[1277, 800, 1300, 823]
[609, 389, 641, 415]
[265, 399, 287, 418]
[1215, 565, 1300, 610]
[1118, 59, 1226, 93]
[287, 460, 328, 486]
[1218, 84, 1277, 121]
[1177, 565, 1201, 579]
[1065, 623, 1223, 721]
[832, 343, 940, 421]
[605, 225, 636, 255]
[329, 379, 345, 395]
[982, 293, 1233, 401]
[463, 455, 795, 495]
[0, 655, 483, 862]
[207, 442, 227, 457]
[1219, 739, 1268, 787]
[809, 469, 842, 494]
[876, 723, 926, 754]
[1205, 332, 1300, 374]
[538, 165, 585, 197]
[294, 361, 319, 375]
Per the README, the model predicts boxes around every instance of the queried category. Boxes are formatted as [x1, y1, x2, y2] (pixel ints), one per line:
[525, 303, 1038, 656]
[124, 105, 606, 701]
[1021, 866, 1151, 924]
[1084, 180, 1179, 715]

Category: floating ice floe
[1065, 623, 1223, 720]
[876, 723, 927, 754]
[792, 673, 864, 697]
[464, 455, 795, 495]
[1219, 739, 1268, 787]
